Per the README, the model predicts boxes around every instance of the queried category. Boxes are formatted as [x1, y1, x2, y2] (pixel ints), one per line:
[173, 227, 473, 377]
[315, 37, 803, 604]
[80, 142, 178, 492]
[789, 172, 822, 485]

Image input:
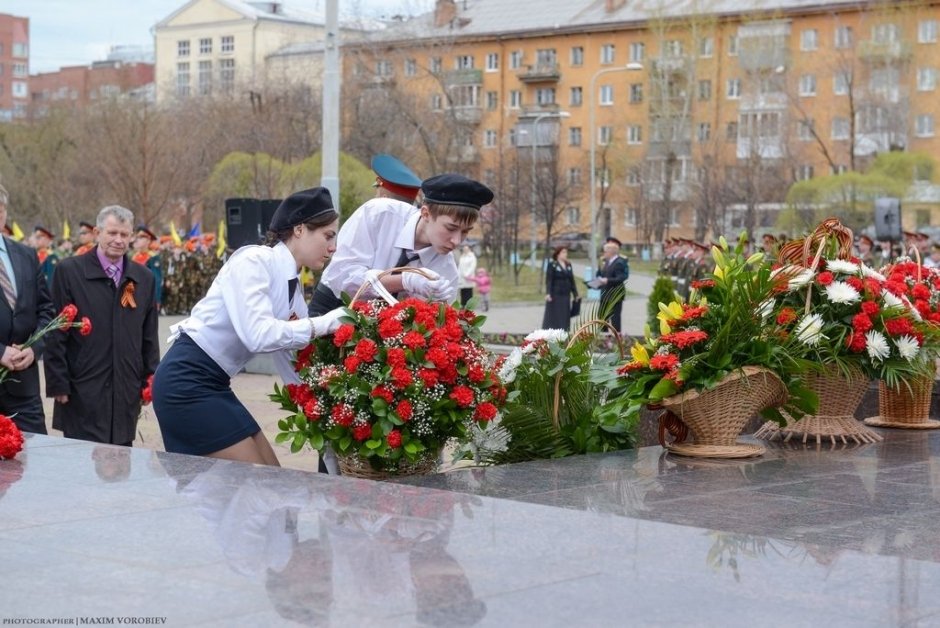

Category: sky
[4, 0, 434, 72]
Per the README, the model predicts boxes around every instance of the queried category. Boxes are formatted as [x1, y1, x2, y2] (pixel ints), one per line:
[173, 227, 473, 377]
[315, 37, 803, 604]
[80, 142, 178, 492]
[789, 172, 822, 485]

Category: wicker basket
[864, 363, 940, 429]
[755, 364, 883, 444]
[337, 449, 440, 480]
[656, 366, 786, 459]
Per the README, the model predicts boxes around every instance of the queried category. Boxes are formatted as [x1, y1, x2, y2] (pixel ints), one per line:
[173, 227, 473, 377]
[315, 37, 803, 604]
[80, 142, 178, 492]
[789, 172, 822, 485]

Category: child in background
[468, 267, 492, 311]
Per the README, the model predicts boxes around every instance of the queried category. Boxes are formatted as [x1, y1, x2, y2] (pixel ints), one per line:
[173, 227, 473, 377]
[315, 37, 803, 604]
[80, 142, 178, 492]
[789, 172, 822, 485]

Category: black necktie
[393, 248, 419, 271]
[287, 278, 298, 306]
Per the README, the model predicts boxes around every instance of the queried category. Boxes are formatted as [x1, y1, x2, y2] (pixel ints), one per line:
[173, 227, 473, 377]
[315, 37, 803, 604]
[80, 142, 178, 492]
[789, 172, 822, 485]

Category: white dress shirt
[319, 197, 459, 300]
[171, 242, 312, 380]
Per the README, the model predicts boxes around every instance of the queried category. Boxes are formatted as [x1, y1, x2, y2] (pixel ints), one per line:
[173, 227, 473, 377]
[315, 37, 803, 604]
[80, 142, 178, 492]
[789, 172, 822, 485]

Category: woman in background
[542, 246, 579, 330]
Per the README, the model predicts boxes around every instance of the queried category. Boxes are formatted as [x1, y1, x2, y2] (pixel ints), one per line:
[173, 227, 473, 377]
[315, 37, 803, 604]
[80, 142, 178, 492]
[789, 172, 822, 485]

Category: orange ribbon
[120, 282, 136, 309]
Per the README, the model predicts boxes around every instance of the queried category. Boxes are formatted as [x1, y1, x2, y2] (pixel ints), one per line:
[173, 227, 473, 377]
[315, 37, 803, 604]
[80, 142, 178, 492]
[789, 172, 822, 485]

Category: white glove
[310, 307, 347, 337]
[402, 268, 452, 301]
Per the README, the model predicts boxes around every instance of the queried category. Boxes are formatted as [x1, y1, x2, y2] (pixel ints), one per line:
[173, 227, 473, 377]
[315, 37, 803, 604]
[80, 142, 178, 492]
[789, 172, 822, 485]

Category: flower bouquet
[271, 296, 506, 477]
[0, 414, 23, 460]
[613, 235, 815, 458]
[0, 303, 92, 384]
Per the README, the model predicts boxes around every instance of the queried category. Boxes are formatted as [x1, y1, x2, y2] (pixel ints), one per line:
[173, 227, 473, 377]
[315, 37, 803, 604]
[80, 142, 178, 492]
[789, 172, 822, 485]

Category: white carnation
[825, 259, 860, 275]
[895, 335, 920, 361]
[794, 313, 826, 346]
[825, 281, 861, 304]
[865, 330, 890, 361]
[524, 328, 569, 344]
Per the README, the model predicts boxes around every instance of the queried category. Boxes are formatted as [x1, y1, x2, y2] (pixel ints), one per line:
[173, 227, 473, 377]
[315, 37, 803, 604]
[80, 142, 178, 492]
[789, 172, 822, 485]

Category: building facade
[30, 60, 155, 113]
[0, 13, 29, 121]
[342, 0, 940, 249]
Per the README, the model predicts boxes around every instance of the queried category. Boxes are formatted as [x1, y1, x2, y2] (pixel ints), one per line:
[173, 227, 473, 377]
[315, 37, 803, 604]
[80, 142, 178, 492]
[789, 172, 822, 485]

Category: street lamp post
[588, 62, 643, 267]
[530, 111, 570, 265]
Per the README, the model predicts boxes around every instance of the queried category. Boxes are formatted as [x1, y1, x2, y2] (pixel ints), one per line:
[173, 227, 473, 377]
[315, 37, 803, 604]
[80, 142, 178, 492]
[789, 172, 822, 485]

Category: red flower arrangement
[0, 414, 24, 460]
[271, 297, 505, 472]
[0, 303, 91, 384]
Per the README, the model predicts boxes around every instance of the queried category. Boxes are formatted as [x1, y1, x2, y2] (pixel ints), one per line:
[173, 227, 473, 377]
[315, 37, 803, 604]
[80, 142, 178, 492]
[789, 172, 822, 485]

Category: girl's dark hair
[264, 210, 339, 246]
[551, 246, 567, 260]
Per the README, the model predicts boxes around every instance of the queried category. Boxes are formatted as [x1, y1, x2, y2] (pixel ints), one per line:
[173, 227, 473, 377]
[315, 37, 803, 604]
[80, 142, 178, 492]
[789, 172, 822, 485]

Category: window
[405, 58, 417, 76]
[431, 93, 443, 110]
[176, 62, 190, 97]
[698, 79, 711, 101]
[629, 83, 643, 103]
[799, 74, 816, 96]
[455, 55, 474, 69]
[486, 91, 498, 110]
[510, 51, 523, 69]
[601, 44, 615, 64]
[627, 125, 643, 144]
[11, 43, 27, 58]
[221, 35, 234, 53]
[728, 35, 739, 56]
[918, 67, 937, 91]
[565, 207, 580, 226]
[450, 84, 480, 108]
[698, 36, 714, 57]
[598, 125, 613, 146]
[177, 40, 190, 57]
[726, 78, 741, 99]
[569, 86, 582, 106]
[627, 169, 641, 186]
[697, 122, 711, 142]
[798, 119, 815, 141]
[509, 90, 521, 108]
[663, 40, 683, 57]
[832, 164, 848, 175]
[536, 87, 556, 105]
[800, 29, 818, 51]
[485, 52, 498, 71]
[376, 60, 392, 76]
[832, 117, 850, 139]
[430, 57, 442, 73]
[599, 84, 614, 105]
[920, 20, 938, 43]
[484, 129, 497, 148]
[796, 165, 814, 181]
[873, 23, 900, 44]
[738, 111, 781, 138]
[835, 26, 853, 49]
[11, 81, 26, 98]
[568, 127, 582, 146]
[570, 46, 584, 66]
[198, 60, 212, 95]
[220, 58, 235, 92]
[834, 72, 850, 95]
[11, 63, 26, 78]
[199, 38, 212, 55]
[568, 168, 582, 186]
[917, 114, 935, 137]
[625, 207, 637, 225]
[726, 121, 738, 141]
[629, 42, 645, 63]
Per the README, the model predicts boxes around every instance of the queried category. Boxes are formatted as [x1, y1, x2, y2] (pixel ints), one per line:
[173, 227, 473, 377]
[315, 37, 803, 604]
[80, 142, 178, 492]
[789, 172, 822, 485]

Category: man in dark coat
[0, 185, 56, 434]
[596, 237, 629, 333]
[43, 205, 160, 446]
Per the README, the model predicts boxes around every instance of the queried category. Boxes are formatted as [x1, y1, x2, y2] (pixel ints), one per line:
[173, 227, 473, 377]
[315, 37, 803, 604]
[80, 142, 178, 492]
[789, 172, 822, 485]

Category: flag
[11, 222, 24, 242]
[187, 222, 201, 238]
[216, 219, 226, 259]
[169, 221, 183, 246]
[62, 220, 71, 240]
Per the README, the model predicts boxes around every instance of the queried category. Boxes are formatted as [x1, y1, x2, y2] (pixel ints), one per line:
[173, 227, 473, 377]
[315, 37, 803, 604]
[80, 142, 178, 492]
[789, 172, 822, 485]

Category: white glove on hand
[310, 307, 347, 337]
[402, 268, 453, 301]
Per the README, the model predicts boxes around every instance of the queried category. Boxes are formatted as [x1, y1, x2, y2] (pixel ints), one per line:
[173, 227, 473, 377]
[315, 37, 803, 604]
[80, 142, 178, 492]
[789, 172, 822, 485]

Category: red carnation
[79, 317, 92, 336]
[386, 347, 407, 368]
[378, 318, 404, 339]
[680, 305, 708, 322]
[884, 317, 914, 337]
[350, 301, 374, 316]
[776, 307, 797, 326]
[332, 323, 355, 347]
[60, 304, 78, 325]
[354, 339, 378, 363]
[816, 271, 834, 286]
[395, 399, 413, 421]
[846, 331, 867, 353]
[467, 364, 486, 383]
[690, 279, 715, 290]
[439, 365, 459, 384]
[418, 368, 440, 388]
[303, 399, 321, 421]
[449, 385, 475, 407]
[913, 284, 931, 300]
[390, 366, 413, 389]
[402, 331, 427, 350]
[852, 313, 873, 333]
[860, 301, 880, 316]
[0, 414, 24, 460]
[387, 430, 403, 448]
[649, 354, 680, 372]
[295, 343, 316, 371]
[845, 277, 865, 293]
[344, 355, 361, 373]
[331, 403, 355, 427]
[141, 374, 154, 404]
[370, 385, 394, 403]
[863, 278, 883, 296]
[659, 330, 708, 349]
[352, 424, 372, 441]
[427, 347, 450, 370]
[884, 280, 907, 297]
[474, 402, 498, 422]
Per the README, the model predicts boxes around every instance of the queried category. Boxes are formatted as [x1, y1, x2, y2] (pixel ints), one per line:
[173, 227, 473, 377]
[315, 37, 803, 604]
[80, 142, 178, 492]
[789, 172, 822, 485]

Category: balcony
[740, 92, 788, 110]
[650, 55, 691, 75]
[449, 144, 480, 164]
[858, 40, 913, 63]
[737, 136, 785, 160]
[443, 69, 482, 86]
[737, 47, 790, 73]
[519, 104, 563, 118]
[452, 106, 483, 124]
[517, 62, 561, 83]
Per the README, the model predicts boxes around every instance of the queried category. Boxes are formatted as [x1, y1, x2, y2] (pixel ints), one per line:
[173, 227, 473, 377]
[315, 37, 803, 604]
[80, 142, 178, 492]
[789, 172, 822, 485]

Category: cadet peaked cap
[372, 154, 421, 189]
[605, 236, 622, 247]
[34, 225, 54, 239]
[269, 187, 335, 231]
[421, 174, 494, 210]
[79, 221, 95, 230]
[136, 225, 157, 241]
[858, 234, 874, 246]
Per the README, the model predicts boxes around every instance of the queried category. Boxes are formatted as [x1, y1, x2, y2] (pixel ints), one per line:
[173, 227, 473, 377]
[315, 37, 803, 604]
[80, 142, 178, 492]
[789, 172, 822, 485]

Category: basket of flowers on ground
[271, 270, 506, 479]
[755, 219, 936, 444]
[614, 235, 815, 459]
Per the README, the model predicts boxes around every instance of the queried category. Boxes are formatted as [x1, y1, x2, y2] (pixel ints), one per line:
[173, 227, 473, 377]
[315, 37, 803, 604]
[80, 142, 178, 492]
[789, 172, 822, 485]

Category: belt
[308, 283, 343, 316]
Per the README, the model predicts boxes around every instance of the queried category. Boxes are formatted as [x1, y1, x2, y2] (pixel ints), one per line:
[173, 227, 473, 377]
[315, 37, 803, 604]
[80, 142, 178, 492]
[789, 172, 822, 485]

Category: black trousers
[309, 284, 343, 316]
[460, 288, 473, 307]
[0, 386, 47, 434]
[600, 292, 623, 333]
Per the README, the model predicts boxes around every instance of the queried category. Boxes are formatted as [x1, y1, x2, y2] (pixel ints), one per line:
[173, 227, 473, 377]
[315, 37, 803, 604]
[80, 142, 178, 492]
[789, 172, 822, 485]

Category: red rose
[396, 399, 413, 421]
[449, 385, 475, 407]
[331, 403, 355, 426]
[354, 339, 378, 363]
[860, 301, 880, 316]
[352, 424, 372, 441]
[344, 355, 361, 373]
[402, 331, 427, 350]
[332, 323, 355, 347]
[387, 430, 402, 448]
[816, 271, 834, 286]
[370, 385, 394, 403]
[852, 313, 873, 333]
[649, 354, 679, 371]
[79, 317, 92, 336]
[474, 402, 498, 422]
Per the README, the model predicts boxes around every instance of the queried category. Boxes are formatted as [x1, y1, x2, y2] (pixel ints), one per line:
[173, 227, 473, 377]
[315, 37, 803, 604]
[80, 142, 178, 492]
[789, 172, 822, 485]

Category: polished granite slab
[2, 431, 940, 626]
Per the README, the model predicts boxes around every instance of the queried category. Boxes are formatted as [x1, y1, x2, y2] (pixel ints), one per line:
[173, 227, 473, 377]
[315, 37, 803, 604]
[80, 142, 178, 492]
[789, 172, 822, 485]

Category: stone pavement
[38, 272, 658, 473]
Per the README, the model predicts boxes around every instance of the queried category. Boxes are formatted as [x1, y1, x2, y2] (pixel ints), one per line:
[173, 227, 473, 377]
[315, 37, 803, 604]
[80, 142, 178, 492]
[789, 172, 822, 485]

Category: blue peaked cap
[371, 154, 422, 189]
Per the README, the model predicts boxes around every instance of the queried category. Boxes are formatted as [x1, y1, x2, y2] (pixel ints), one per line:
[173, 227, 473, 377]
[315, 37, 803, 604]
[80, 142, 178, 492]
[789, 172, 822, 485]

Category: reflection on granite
[3, 432, 940, 625]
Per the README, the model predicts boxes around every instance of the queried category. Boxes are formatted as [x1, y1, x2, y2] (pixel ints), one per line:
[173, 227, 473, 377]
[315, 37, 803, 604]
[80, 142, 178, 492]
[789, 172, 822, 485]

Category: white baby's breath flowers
[825, 259, 860, 275]
[825, 281, 861, 304]
[794, 313, 826, 346]
[865, 330, 890, 361]
[895, 335, 920, 361]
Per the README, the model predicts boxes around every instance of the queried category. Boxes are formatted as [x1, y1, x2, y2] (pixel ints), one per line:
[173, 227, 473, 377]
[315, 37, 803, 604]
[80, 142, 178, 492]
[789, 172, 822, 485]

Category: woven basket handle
[909, 244, 923, 281]
[349, 267, 437, 306]
[550, 319, 625, 430]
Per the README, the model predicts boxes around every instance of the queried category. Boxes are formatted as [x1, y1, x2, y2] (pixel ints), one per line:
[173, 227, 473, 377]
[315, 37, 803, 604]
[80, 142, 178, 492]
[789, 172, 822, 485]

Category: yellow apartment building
[342, 0, 940, 254]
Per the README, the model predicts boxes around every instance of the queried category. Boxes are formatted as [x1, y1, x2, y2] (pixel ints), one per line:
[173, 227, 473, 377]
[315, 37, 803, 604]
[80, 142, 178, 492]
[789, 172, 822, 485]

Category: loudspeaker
[225, 198, 283, 249]
[874, 197, 902, 241]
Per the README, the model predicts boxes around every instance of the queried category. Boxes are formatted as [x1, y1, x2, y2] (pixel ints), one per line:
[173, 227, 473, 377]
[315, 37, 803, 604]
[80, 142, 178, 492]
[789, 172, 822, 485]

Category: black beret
[421, 174, 493, 210]
[34, 225, 54, 239]
[79, 221, 95, 230]
[605, 236, 622, 247]
[269, 187, 335, 231]
[136, 225, 157, 241]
